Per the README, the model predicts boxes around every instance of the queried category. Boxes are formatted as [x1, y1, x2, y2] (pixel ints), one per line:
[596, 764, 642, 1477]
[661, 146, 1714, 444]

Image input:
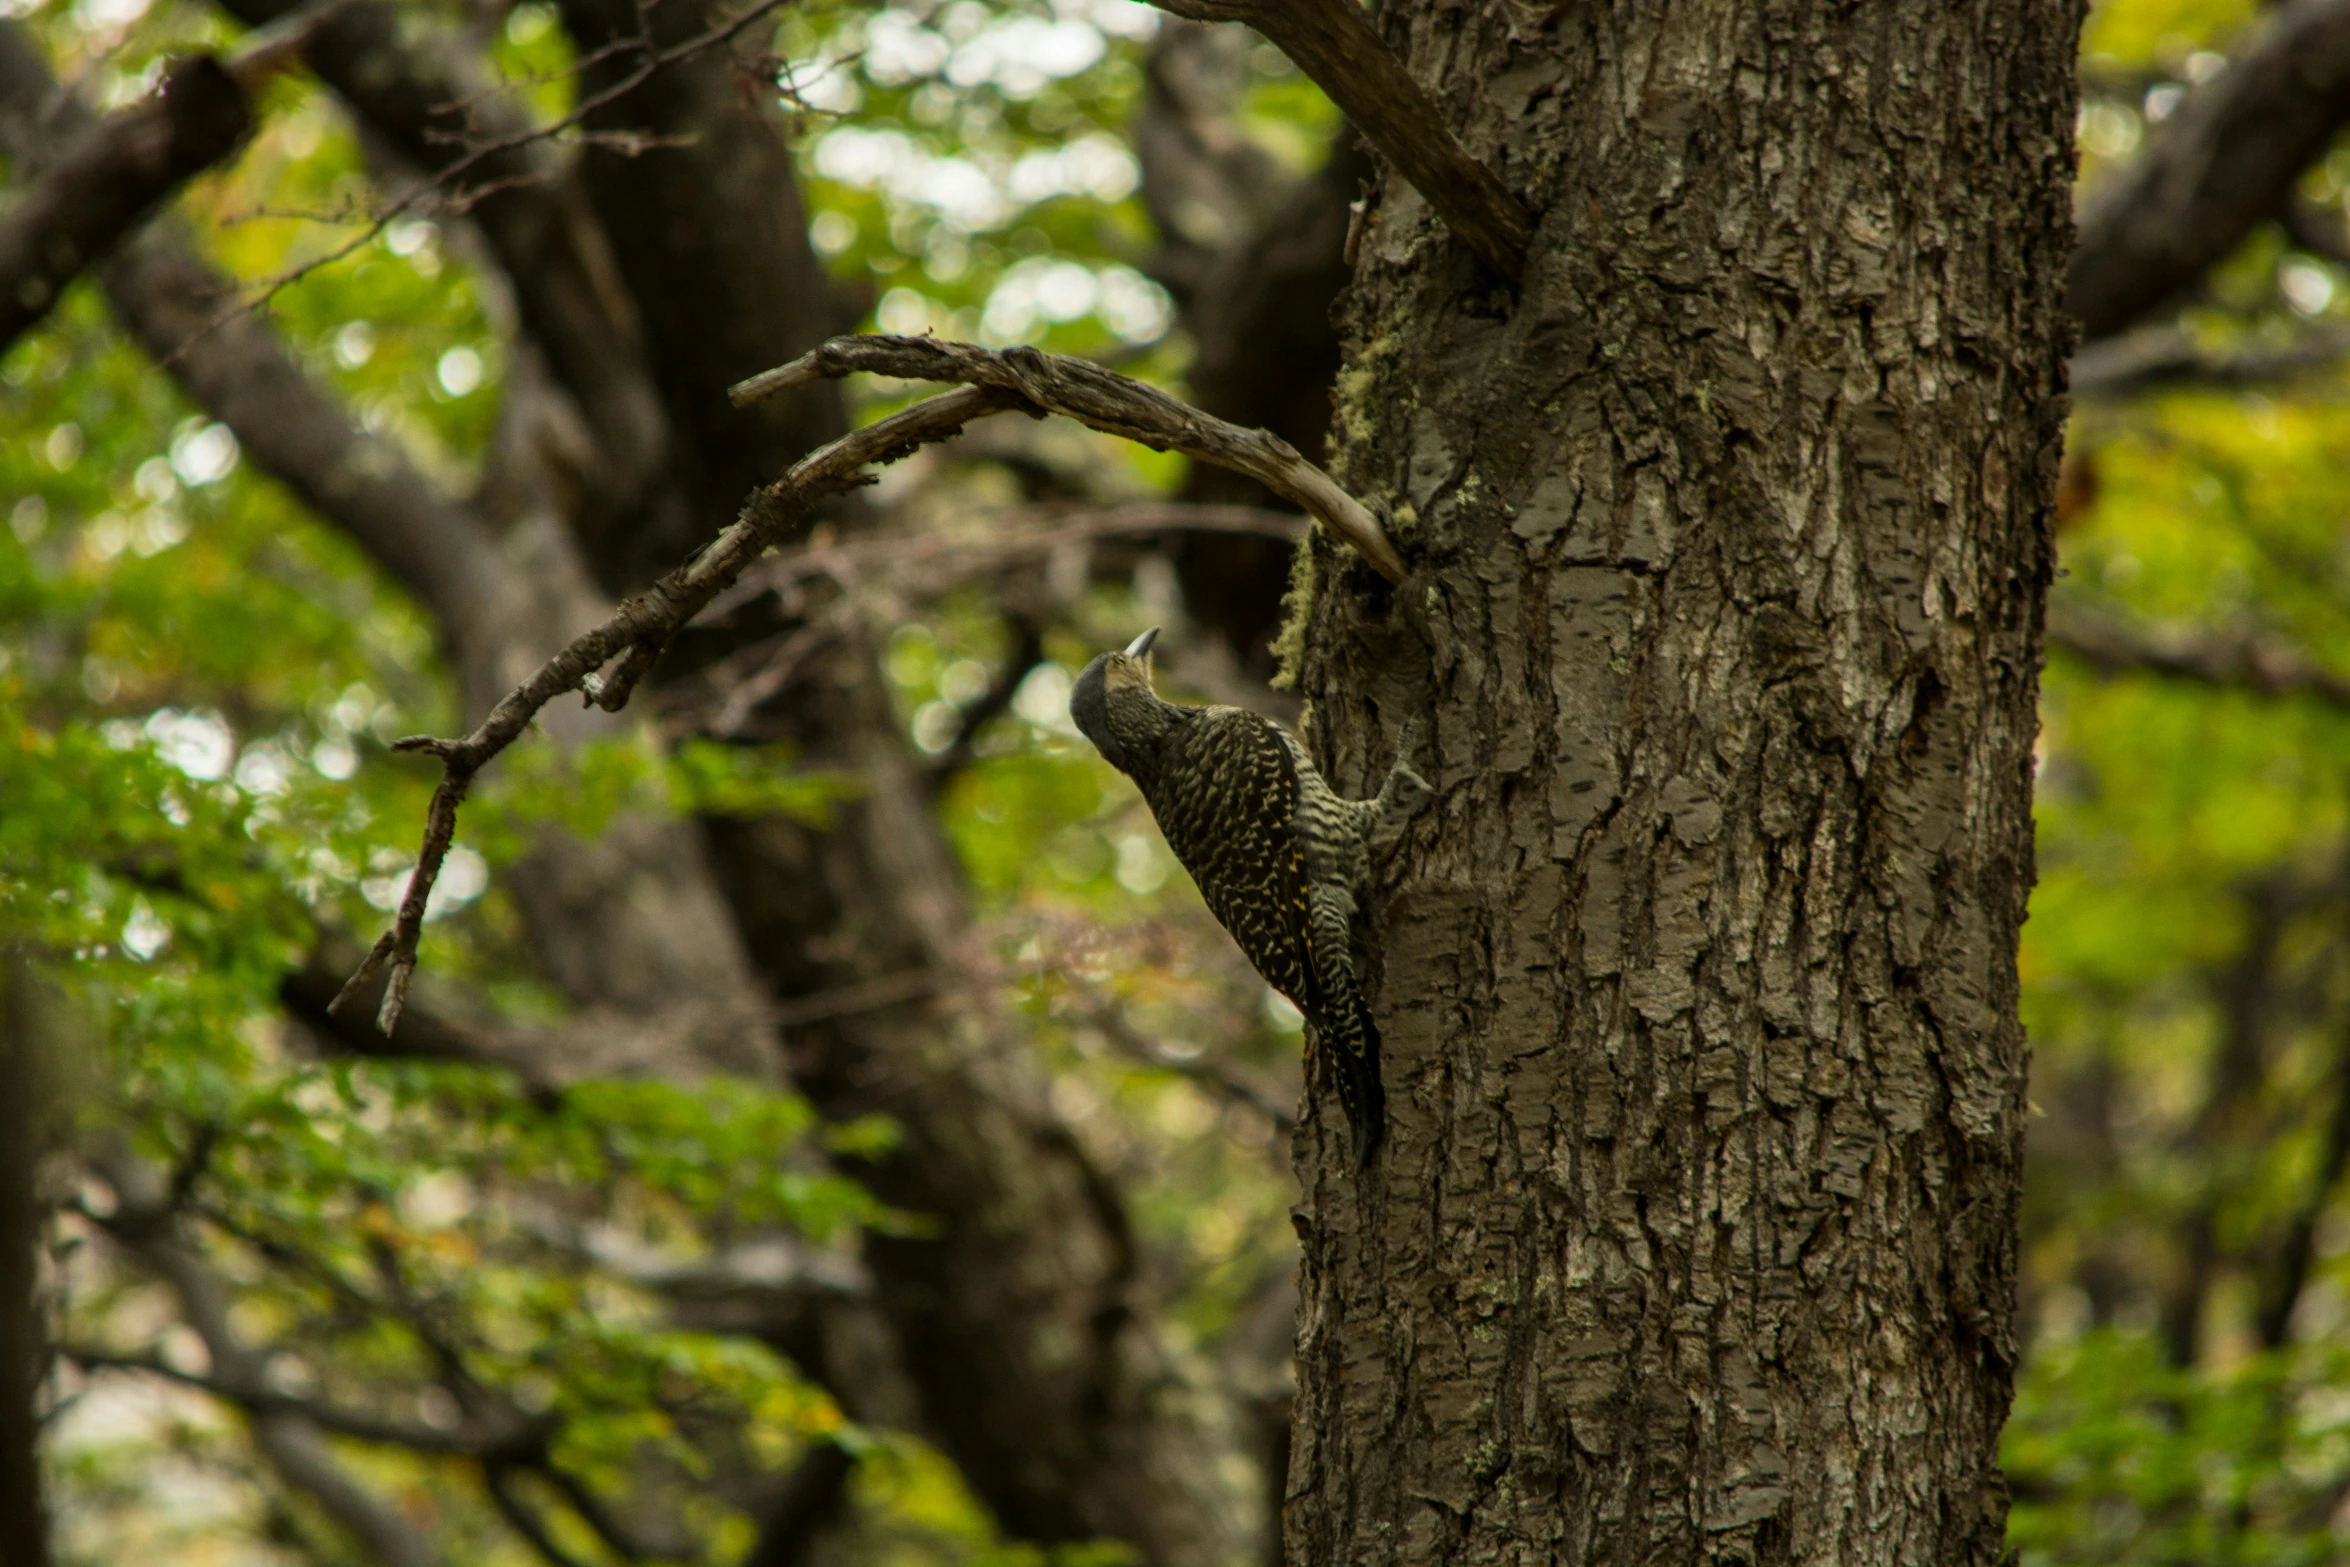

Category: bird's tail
[1318, 996, 1385, 1170]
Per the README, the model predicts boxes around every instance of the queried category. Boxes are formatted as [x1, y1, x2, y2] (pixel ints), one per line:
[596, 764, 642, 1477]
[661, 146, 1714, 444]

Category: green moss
[1269, 534, 1317, 691]
[1328, 325, 1404, 454]
[1390, 498, 1420, 533]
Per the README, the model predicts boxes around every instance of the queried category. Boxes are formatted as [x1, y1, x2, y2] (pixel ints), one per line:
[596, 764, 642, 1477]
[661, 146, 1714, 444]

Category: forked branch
[333, 384, 1021, 1035]
[730, 335, 1408, 583]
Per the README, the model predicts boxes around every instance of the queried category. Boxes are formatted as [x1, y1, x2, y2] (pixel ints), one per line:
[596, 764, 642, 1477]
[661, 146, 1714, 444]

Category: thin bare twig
[1145, 0, 1532, 284]
[704, 608, 858, 739]
[730, 336, 1407, 582]
[766, 970, 946, 1030]
[195, 0, 792, 331]
[334, 384, 1023, 1035]
[672, 500, 1306, 739]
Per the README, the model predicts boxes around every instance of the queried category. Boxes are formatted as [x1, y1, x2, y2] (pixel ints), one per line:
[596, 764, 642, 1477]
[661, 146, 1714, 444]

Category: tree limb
[710, 499, 1306, 613]
[730, 336, 1406, 582]
[925, 616, 1044, 793]
[550, 0, 852, 587]
[0, 51, 251, 353]
[0, 36, 510, 654]
[2069, 0, 2350, 341]
[1078, 997, 1296, 1134]
[97, 219, 517, 657]
[483, 1469, 598, 1567]
[337, 385, 1022, 1034]
[2047, 600, 2350, 711]
[0, 4, 352, 352]
[282, 934, 788, 1091]
[1143, 0, 1531, 284]
[58, 1347, 515, 1457]
[2255, 942, 2350, 1347]
[2071, 322, 2350, 395]
[87, 1146, 448, 1567]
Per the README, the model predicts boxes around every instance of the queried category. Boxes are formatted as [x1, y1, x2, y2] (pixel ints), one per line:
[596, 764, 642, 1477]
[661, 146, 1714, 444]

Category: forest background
[0, 0, 2345, 1562]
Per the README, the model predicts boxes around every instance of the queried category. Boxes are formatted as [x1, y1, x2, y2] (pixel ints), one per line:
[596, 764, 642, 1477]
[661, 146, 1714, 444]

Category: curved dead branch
[729, 335, 1408, 583]
[334, 384, 1022, 1034]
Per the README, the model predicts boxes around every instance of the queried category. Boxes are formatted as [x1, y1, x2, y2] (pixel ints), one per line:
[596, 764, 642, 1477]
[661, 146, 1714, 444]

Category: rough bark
[1282, 4, 2077, 1563]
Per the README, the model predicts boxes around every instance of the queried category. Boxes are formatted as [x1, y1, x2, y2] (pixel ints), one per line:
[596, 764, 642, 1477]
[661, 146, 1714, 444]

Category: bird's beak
[1124, 627, 1160, 659]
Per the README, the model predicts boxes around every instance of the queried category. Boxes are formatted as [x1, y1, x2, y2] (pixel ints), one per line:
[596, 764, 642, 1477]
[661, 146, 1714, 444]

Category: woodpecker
[1070, 627, 1430, 1166]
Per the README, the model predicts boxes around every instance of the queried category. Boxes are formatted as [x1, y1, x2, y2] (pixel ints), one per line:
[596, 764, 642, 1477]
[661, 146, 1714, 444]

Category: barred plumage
[1070, 628, 1429, 1166]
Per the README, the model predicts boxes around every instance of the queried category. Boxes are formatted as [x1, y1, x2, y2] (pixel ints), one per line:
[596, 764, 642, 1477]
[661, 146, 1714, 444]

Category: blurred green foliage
[0, 0, 1294, 1559]
[7, 0, 2350, 1559]
[2017, 2, 2350, 1559]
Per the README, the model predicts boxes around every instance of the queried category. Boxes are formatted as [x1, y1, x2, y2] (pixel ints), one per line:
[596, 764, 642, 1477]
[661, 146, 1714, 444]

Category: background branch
[2071, 323, 2350, 394]
[0, 955, 49, 1566]
[2069, 0, 2350, 340]
[0, 49, 251, 353]
[741, 1442, 857, 1567]
[214, 0, 669, 521]
[89, 1146, 447, 1567]
[2048, 600, 2350, 710]
[1144, 0, 1531, 284]
[58, 1347, 513, 1456]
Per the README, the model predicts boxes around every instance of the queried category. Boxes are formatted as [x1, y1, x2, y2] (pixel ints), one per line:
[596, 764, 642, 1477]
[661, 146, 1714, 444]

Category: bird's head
[1071, 627, 1172, 773]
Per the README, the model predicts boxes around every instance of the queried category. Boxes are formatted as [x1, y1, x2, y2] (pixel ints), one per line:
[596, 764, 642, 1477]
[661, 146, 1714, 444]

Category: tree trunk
[1285, 4, 2078, 1562]
[0, 954, 50, 1567]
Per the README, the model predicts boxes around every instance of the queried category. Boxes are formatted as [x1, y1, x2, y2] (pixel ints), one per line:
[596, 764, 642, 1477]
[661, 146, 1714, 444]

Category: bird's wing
[1144, 708, 1318, 1013]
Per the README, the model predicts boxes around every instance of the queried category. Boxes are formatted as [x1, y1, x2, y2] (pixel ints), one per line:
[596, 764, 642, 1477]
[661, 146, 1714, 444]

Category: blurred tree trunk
[0, 954, 49, 1566]
[1284, 5, 2078, 1562]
